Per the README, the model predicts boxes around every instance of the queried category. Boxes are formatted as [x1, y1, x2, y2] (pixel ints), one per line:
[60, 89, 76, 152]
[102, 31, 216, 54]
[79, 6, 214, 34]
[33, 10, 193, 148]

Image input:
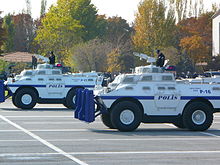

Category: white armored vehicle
[1, 63, 103, 109]
[74, 53, 220, 132]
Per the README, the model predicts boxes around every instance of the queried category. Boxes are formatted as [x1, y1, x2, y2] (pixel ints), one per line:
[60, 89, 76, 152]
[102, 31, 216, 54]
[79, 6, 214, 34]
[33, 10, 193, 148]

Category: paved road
[1, 99, 220, 165]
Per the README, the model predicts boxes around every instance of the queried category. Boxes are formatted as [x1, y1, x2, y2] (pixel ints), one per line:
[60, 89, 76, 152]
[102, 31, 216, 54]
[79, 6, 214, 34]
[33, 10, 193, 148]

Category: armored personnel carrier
[74, 53, 220, 131]
[1, 63, 103, 109]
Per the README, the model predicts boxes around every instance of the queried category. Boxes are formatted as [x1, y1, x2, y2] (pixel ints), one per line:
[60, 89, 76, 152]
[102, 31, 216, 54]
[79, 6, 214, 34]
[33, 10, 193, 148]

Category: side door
[46, 70, 65, 98]
[154, 83, 181, 115]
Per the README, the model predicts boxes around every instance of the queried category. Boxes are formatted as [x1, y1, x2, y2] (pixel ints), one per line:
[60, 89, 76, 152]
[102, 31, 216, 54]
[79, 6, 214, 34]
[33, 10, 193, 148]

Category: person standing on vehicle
[32, 55, 37, 69]
[49, 51, 55, 65]
[156, 49, 165, 67]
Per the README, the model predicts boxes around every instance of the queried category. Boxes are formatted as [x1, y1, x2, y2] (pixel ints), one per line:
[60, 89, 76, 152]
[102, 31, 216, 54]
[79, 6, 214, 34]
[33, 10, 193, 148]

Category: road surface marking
[0, 137, 219, 142]
[4, 116, 72, 118]
[22, 121, 102, 124]
[2, 150, 220, 157]
[0, 139, 90, 142]
[0, 129, 89, 132]
[164, 123, 175, 127]
[199, 132, 219, 137]
[164, 123, 220, 137]
[0, 115, 88, 165]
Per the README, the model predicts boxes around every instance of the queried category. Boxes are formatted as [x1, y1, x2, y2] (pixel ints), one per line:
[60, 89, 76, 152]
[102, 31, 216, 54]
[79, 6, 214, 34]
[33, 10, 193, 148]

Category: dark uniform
[156, 50, 165, 67]
[32, 55, 37, 69]
[49, 51, 55, 65]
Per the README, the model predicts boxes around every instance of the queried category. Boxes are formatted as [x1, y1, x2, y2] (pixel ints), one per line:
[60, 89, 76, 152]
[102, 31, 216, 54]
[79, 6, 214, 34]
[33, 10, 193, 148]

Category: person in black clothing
[32, 55, 37, 69]
[156, 49, 165, 67]
[49, 51, 55, 65]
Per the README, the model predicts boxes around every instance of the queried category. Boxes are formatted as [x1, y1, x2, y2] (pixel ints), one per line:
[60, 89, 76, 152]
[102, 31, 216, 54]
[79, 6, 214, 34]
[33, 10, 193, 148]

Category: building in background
[0, 52, 34, 63]
[213, 10, 220, 56]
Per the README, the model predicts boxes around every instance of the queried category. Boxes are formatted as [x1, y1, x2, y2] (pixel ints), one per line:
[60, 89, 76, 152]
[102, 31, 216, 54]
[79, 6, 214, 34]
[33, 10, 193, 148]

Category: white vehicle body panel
[96, 65, 220, 116]
[6, 64, 102, 100]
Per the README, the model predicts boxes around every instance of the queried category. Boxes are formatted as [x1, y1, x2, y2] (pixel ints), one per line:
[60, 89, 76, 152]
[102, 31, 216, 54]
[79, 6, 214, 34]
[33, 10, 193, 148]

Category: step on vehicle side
[74, 53, 220, 132]
[0, 63, 103, 110]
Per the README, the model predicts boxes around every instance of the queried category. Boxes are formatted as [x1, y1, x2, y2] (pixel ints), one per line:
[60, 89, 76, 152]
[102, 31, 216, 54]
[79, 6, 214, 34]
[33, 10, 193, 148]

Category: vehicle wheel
[65, 89, 76, 109]
[110, 101, 142, 132]
[63, 101, 69, 109]
[173, 120, 185, 129]
[101, 113, 116, 129]
[14, 88, 37, 109]
[12, 94, 21, 108]
[183, 102, 213, 131]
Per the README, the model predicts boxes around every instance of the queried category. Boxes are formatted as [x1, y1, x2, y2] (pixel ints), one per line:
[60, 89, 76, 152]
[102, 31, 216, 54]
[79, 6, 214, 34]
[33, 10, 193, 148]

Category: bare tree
[25, 0, 32, 16]
[72, 39, 112, 72]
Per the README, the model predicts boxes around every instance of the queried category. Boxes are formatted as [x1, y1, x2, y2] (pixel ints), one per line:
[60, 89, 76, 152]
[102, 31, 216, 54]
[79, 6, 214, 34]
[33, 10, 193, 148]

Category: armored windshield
[20, 70, 33, 76]
[121, 75, 139, 84]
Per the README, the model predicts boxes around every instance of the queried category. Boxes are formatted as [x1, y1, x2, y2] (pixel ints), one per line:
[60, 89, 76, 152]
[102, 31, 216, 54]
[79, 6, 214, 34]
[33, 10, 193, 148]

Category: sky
[0, 0, 219, 23]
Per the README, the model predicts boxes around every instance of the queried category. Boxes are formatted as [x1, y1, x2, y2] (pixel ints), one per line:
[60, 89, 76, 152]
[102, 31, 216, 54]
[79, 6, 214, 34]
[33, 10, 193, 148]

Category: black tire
[12, 94, 21, 108]
[65, 89, 76, 109]
[183, 102, 213, 131]
[101, 113, 116, 129]
[110, 101, 142, 132]
[173, 120, 185, 129]
[14, 88, 37, 109]
[63, 101, 69, 109]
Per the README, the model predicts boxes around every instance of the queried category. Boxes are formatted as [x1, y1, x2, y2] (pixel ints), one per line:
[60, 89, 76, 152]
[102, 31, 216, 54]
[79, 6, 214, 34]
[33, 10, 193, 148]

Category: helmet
[156, 49, 160, 54]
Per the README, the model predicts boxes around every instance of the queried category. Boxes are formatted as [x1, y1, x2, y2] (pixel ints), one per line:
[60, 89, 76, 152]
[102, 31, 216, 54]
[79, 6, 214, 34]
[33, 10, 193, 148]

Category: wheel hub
[120, 109, 135, 125]
[21, 94, 32, 105]
[72, 95, 76, 104]
[192, 110, 206, 125]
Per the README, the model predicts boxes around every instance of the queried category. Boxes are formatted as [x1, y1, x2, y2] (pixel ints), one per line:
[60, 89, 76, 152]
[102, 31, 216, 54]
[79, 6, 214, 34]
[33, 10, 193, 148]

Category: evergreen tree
[40, 0, 47, 17]
[2, 14, 15, 52]
[0, 12, 7, 53]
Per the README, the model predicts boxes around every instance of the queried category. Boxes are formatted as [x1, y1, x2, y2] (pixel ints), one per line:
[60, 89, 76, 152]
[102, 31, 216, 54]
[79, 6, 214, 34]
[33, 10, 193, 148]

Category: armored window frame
[52, 70, 61, 75]
[162, 75, 173, 81]
[37, 70, 46, 75]
[140, 75, 153, 82]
